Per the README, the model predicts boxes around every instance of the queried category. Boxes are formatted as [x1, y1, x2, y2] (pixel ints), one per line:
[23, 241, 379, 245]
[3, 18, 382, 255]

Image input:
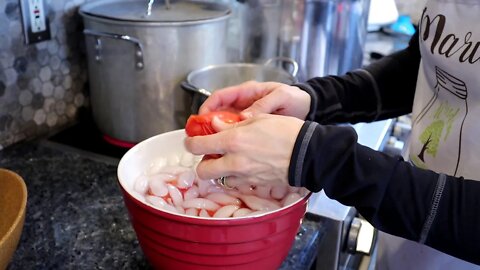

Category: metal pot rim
[79, 11, 231, 27]
[186, 62, 298, 84]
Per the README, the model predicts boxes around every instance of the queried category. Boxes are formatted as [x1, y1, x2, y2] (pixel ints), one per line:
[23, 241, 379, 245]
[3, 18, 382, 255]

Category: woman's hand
[184, 113, 305, 187]
[199, 81, 311, 120]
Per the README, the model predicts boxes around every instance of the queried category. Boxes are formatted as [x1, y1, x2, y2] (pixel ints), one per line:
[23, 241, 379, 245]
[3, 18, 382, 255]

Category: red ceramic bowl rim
[117, 129, 312, 225]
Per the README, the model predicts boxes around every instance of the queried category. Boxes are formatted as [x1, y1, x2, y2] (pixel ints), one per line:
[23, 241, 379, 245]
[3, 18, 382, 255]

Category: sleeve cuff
[288, 121, 319, 188]
[288, 121, 359, 192]
[293, 83, 318, 121]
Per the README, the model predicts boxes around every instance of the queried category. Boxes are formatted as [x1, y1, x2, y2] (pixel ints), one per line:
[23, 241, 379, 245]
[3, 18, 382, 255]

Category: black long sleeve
[296, 31, 421, 124]
[289, 29, 480, 265]
[289, 122, 480, 265]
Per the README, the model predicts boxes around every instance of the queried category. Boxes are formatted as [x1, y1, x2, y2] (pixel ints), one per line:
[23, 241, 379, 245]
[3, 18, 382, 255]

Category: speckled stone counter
[0, 140, 322, 270]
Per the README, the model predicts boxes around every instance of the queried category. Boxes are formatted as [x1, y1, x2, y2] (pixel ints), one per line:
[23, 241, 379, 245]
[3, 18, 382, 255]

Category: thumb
[211, 116, 236, 132]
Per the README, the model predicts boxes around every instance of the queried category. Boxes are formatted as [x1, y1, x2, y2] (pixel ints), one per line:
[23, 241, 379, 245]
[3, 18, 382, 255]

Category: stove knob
[346, 217, 376, 255]
[346, 217, 362, 254]
[388, 136, 405, 150]
[383, 136, 405, 156]
[392, 122, 412, 141]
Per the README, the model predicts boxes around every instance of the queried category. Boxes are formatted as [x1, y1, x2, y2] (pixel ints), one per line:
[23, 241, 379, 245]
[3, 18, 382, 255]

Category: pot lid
[79, 0, 230, 23]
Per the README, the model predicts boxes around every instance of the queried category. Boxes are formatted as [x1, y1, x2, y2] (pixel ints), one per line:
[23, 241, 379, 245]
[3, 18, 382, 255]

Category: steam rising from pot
[146, 0, 170, 17]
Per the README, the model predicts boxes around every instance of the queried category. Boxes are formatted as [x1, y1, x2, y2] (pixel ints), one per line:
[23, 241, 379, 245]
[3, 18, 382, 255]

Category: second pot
[182, 57, 299, 113]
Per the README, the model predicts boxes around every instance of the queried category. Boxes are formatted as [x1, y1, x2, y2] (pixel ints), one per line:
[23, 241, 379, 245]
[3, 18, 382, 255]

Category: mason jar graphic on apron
[410, 66, 468, 176]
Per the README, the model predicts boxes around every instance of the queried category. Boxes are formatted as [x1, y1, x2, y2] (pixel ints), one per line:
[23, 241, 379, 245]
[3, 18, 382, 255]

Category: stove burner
[48, 110, 129, 159]
[102, 134, 136, 149]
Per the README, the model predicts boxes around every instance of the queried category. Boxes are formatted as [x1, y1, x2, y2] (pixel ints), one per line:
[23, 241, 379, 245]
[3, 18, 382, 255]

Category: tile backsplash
[0, 0, 90, 149]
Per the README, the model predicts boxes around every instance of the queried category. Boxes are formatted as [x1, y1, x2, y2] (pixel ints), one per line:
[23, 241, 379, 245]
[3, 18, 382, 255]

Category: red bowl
[117, 129, 310, 270]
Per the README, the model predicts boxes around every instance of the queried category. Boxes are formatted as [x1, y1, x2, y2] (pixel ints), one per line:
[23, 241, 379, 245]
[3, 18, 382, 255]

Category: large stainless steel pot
[223, 0, 284, 63]
[181, 57, 298, 113]
[79, 0, 230, 144]
[279, 0, 371, 80]
[223, 0, 370, 81]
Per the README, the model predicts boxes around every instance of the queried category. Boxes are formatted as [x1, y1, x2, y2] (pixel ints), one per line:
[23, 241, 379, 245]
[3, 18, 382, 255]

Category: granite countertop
[1, 140, 321, 270]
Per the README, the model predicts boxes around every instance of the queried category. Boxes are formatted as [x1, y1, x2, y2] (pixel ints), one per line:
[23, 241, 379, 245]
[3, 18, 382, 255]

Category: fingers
[198, 82, 252, 114]
[241, 89, 288, 118]
[197, 81, 310, 120]
[195, 156, 231, 180]
[184, 132, 226, 157]
[184, 117, 244, 157]
[184, 121, 246, 181]
[195, 155, 250, 182]
[243, 85, 311, 120]
[198, 81, 278, 114]
[219, 176, 244, 188]
[185, 114, 302, 187]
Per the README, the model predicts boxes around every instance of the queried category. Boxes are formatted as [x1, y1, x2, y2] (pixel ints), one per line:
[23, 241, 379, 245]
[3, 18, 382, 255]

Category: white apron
[376, 0, 480, 269]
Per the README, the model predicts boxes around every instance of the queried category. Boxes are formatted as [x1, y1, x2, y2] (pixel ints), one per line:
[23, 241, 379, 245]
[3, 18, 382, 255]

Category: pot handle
[83, 29, 145, 70]
[180, 81, 211, 97]
[263, 56, 299, 77]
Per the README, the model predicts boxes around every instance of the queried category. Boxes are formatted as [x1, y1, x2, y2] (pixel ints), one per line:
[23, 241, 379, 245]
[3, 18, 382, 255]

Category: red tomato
[185, 111, 241, 137]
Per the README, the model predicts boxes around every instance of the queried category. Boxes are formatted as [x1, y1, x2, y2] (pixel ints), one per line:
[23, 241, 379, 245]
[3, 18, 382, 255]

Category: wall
[0, 0, 89, 149]
[395, 0, 428, 23]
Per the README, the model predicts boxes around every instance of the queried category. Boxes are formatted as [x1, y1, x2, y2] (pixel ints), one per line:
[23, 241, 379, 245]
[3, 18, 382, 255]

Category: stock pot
[80, 0, 230, 145]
